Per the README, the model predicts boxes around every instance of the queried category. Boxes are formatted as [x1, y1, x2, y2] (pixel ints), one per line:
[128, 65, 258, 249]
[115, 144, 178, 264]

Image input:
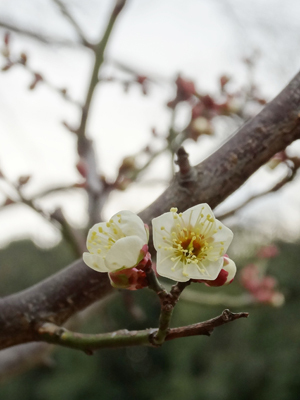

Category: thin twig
[77, 0, 127, 139]
[216, 163, 299, 220]
[0, 19, 81, 47]
[37, 309, 248, 352]
[52, 0, 92, 48]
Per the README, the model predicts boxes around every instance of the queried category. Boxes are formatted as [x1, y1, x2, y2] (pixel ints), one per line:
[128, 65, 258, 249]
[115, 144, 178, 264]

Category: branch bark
[1, 70, 300, 351]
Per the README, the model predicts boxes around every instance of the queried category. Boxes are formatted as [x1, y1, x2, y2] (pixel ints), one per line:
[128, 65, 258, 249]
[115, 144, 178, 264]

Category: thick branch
[0, 259, 113, 350]
[1, 70, 300, 350]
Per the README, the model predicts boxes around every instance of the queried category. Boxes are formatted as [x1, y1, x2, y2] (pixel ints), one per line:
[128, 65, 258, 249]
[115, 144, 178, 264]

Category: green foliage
[1, 240, 300, 399]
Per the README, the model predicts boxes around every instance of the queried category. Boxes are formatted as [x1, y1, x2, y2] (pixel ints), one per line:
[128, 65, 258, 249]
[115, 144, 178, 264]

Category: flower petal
[156, 250, 190, 282]
[200, 258, 223, 280]
[181, 203, 213, 227]
[212, 220, 233, 248]
[105, 235, 146, 271]
[83, 252, 110, 272]
[85, 222, 112, 257]
[152, 211, 177, 250]
[111, 210, 148, 243]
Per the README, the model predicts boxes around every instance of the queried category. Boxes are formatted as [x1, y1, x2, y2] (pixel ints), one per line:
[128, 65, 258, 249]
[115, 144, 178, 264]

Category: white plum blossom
[152, 204, 234, 282]
[83, 210, 149, 273]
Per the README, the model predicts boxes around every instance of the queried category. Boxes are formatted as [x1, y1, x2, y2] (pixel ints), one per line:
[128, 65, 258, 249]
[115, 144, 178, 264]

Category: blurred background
[0, 0, 300, 399]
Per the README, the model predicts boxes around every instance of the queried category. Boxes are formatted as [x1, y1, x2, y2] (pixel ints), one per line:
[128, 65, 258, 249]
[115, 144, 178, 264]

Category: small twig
[30, 183, 83, 201]
[0, 173, 84, 257]
[149, 278, 191, 346]
[0, 20, 80, 47]
[165, 309, 249, 340]
[2, 53, 82, 107]
[216, 163, 299, 220]
[175, 146, 191, 176]
[77, 0, 127, 139]
[128, 147, 167, 182]
[50, 208, 86, 257]
[52, 0, 92, 48]
[37, 309, 248, 352]
[175, 146, 197, 191]
[170, 280, 192, 305]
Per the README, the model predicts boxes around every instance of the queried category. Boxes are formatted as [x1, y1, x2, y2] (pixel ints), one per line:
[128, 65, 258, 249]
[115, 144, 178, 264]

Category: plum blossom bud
[29, 73, 43, 90]
[76, 159, 88, 178]
[20, 52, 27, 65]
[109, 244, 151, 290]
[167, 75, 196, 108]
[267, 151, 287, 170]
[240, 264, 284, 306]
[220, 75, 230, 90]
[190, 117, 213, 137]
[109, 267, 148, 290]
[83, 210, 149, 274]
[18, 175, 31, 186]
[257, 244, 279, 259]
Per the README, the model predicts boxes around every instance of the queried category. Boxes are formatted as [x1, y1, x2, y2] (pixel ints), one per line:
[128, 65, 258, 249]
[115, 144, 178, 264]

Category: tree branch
[1, 70, 300, 351]
[216, 160, 300, 220]
[0, 19, 81, 47]
[75, 0, 127, 225]
[0, 259, 113, 350]
[52, 0, 91, 48]
[36, 309, 248, 352]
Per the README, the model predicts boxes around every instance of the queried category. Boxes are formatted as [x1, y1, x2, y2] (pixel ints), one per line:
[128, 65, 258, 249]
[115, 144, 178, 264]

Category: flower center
[172, 230, 208, 264]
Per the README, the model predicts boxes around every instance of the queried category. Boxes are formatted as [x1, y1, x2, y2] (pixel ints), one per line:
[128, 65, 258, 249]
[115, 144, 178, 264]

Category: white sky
[1, 0, 300, 247]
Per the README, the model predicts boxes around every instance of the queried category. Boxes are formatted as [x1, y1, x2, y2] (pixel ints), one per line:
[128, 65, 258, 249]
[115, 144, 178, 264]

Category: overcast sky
[1, 0, 300, 247]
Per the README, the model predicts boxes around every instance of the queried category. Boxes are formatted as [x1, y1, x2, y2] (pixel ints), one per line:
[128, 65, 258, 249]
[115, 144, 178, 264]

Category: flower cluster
[83, 204, 236, 289]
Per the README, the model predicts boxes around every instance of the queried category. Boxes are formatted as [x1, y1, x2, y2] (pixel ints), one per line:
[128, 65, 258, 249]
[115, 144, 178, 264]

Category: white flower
[152, 204, 233, 282]
[83, 210, 149, 273]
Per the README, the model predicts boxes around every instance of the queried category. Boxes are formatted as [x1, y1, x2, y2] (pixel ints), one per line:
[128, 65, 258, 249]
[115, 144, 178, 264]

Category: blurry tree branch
[73, 0, 127, 225]
[0, 19, 81, 47]
[216, 156, 300, 220]
[0, 174, 84, 257]
[0, 343, 54, 383]
[1, 69, 300, 351]
[52, 0, 92, 48]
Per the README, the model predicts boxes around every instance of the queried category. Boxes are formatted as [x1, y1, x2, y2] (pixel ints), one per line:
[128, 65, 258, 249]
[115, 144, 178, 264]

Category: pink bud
[109, 268, 148, 290]
[76, 159, 88, 178]
[257, 245, 279, 259]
